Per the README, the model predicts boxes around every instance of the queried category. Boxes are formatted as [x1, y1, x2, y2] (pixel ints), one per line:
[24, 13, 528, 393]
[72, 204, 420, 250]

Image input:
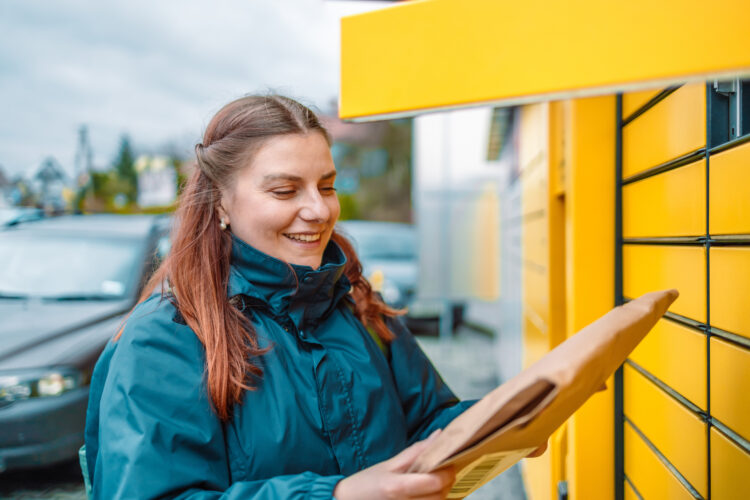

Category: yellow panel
[710, 140, 750, 235]
[471, 185, 501, 300]
[623, 245, 706, 322]
[710, 247, 750, 339]
[622, 87, 663, 118]
[522, 449, 553, 500]
[623, 160, 705, 237]
[624, 424, 694, 500]
[710, 337, 750, 442]
[711, 428, 750, 500]
[522, 425, 566, 500]
[523, 312, 548, 369]
[519, 104, 548, 166]
[339, 0, 750, 120]
[624, 365, 707, 497]
[522, 169, 547, 217]
[523, 215, 548, 269]
[523, 265, 549, 333]
[630, 319, 707, 409]
[563, 97, 616, 500]
[623, 84, 706, 178]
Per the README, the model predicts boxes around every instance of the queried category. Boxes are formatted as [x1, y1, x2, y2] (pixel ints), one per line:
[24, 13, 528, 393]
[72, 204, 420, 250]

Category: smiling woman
[83, 95, 474, 500]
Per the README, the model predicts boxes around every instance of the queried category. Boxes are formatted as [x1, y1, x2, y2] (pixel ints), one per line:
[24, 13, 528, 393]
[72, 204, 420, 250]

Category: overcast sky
[0, 0, 392, 179]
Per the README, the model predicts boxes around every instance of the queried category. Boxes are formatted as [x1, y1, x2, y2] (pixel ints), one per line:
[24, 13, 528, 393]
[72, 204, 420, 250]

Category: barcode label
[447, 448, 535, 498]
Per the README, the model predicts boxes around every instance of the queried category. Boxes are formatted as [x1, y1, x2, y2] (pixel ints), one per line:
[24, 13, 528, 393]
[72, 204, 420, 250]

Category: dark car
[337, 220, 464, 335]
[0, 214, 170, 473]
[0, 207, 44, 228]
[337, 220, 417, 309]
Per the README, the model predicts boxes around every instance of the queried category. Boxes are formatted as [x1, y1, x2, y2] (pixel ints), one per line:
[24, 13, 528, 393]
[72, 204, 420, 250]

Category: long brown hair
[119, 95, 401, 420]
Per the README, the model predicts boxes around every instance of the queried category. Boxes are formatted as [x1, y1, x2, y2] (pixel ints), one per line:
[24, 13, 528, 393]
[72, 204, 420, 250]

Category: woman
[84, 95, 478, 499]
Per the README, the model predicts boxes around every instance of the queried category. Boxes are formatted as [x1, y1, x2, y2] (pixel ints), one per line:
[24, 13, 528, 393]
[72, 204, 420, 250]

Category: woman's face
[218, 132, 340, 269]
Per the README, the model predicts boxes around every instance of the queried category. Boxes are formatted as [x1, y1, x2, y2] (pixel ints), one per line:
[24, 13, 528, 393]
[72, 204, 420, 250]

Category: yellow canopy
[340, 0, 750, 121]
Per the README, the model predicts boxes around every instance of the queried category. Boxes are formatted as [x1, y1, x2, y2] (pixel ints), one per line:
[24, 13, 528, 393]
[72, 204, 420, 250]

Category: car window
[340, 224, 416, 261]
[0, 233, 143, 299]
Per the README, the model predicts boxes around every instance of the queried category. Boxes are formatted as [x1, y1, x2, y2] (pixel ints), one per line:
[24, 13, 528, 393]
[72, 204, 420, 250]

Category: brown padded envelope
[410, 289, 678, 474]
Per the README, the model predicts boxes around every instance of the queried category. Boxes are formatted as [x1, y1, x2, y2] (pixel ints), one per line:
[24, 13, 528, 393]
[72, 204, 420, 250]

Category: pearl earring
[220, 218, 227, 230]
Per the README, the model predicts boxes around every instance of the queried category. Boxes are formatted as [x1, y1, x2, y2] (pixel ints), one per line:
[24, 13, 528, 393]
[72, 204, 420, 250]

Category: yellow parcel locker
[629, 318, 707, 409]
[710, 337, 750, 442]
[710, 428, 750, 500]
[710, 140, 750, 235]
[623, 160, 705, 238]
[624, 365, 707, 497]
[624, 423, 694, 500]
[623, 245, 706, 323]
[710, 247, 750, 339]
[622, 84, 706, 178]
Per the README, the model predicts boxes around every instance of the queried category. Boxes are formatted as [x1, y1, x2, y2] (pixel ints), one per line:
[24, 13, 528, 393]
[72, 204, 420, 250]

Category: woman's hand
[333, 430, 456, 500]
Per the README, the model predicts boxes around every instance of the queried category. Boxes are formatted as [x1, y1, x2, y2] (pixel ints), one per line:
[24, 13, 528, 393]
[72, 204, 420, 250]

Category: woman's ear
[216, 200, 230, 227]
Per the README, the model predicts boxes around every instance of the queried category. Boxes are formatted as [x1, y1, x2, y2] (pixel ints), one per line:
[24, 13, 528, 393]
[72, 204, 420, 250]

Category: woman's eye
[320, 187, 337, 194]
[272, 190, 295, 196]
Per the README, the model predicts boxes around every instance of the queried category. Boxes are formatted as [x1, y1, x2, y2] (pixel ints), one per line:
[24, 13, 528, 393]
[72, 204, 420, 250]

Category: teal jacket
[84, 236, 472, 499]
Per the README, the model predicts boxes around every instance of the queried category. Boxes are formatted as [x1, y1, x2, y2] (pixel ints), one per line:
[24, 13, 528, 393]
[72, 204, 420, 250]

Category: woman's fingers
[399, 467, 456, 497]
[388, 429, 442, 472]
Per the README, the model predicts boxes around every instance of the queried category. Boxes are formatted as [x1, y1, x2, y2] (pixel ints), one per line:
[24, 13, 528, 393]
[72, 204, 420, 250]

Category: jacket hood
[227, 235, 350, 329]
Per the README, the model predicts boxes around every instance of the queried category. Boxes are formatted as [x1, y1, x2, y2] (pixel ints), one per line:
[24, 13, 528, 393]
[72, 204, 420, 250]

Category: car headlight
[0, 368, 82, 403]
[368, 269, 404, 306]
[382, 280, 402, 306]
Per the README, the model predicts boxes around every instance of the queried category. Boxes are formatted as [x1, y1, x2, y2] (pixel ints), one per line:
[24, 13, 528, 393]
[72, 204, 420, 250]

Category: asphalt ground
[417, 326, 528, 500]
[0, 326, 525, 500]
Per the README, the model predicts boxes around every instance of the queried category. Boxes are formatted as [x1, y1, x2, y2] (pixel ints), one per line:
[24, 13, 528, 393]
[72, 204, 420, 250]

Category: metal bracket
[713, 79, 737, 96]
[713, 78, 743, 139]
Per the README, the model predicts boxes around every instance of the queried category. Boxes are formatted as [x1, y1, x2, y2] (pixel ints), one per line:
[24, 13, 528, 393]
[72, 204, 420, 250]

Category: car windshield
[0, 233, 143, 299]
[339, 224, 416, 261]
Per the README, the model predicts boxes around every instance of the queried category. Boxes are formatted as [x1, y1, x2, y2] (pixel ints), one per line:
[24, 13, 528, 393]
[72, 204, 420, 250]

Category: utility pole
[74, 125, 92, 185]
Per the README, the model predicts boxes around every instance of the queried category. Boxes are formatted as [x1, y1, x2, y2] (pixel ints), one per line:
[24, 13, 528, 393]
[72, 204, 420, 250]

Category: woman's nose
[299, 189, 330, 222]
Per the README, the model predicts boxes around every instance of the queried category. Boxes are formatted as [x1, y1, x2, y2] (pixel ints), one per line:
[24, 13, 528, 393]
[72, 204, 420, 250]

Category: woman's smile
[283, 232, 322, 243]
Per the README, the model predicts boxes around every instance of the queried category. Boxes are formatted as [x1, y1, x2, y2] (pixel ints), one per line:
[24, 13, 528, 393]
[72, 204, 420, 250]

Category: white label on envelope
[448, 447, 536, 498]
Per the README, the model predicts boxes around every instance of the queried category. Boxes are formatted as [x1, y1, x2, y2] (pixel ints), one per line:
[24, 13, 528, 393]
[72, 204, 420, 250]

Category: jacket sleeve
[93, 300, 343, 500]
[386, 316, 476, 445]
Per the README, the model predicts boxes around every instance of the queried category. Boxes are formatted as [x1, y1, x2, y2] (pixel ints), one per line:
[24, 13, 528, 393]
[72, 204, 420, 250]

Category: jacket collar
[227, 234, 350, 329]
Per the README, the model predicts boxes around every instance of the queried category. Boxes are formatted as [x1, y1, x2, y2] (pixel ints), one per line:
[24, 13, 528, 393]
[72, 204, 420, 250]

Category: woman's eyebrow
[263, 170, 336, 182]
[262, 170, 337, 183]
[263, 173, 302, 182]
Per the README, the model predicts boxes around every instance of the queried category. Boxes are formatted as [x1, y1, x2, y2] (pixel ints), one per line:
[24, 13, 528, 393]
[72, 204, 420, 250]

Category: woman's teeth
[285, 233, 321, 242]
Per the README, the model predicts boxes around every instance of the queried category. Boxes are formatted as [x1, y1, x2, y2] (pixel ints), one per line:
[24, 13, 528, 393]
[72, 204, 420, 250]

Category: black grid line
[615, 93, 625, 500]
[705, 82, 712, 500]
